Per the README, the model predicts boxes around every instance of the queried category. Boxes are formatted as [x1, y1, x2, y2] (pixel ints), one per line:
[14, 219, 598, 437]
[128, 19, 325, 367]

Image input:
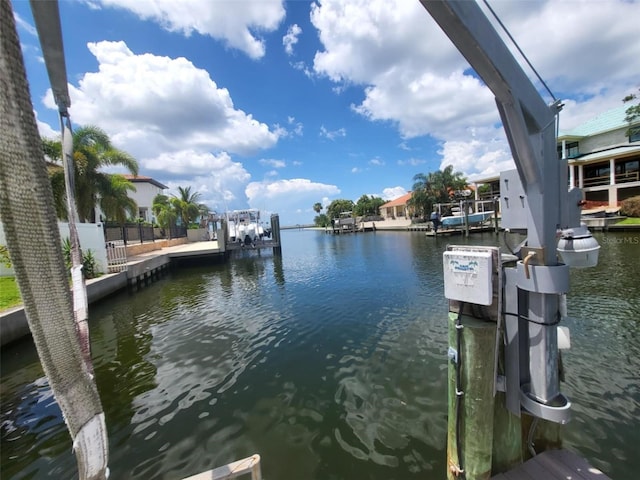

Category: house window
[630, 126, 640, 143]
[583, 163, 610, 187]
[139, 207, 148, 221]
[557, 141, 579, 159]
[615, 158, 640, 183]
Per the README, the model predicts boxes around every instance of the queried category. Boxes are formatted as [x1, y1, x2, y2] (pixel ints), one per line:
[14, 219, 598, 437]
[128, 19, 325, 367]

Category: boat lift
[420, 1, 601, 477]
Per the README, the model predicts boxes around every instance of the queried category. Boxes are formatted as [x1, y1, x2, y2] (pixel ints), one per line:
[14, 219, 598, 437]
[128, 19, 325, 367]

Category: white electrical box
[443, 250, 494, 306]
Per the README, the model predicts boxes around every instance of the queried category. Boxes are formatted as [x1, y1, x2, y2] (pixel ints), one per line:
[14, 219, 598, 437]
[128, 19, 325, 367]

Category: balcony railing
[616, 171, 640, 184]
[582, 175, 610, 188]
[582, 171, 639, 188]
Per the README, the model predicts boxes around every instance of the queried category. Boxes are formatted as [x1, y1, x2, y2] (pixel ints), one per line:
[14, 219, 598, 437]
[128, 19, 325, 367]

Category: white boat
[441, 211, 494, 228]
[227, 209, 262, 246]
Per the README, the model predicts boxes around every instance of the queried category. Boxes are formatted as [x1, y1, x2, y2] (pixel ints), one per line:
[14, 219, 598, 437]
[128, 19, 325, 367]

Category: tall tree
[45, 125, 138, 222]
[99, 175, 138, 224]
[623, 88, 640, 137]
[408, 165, 467, 218]
[172, 186, 206, 226]
[313, 202, 323, 214]
[326, 199, 355, 221]
[354, 195, 385, 216]
[152, 194, 178, 236]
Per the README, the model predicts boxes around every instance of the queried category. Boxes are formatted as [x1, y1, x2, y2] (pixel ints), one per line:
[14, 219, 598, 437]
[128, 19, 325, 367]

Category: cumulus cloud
[283, 24, 302, 55]
[44, 41, 279, 164]
[245, 178, 340, 220]
[35, 111, 59, 140]
[310, 0, 640, 177]
[369, 158, 384, 166]
[143, 150, 251, 211]
[88, 0, 285, 59]
[381, 187, 407, 201]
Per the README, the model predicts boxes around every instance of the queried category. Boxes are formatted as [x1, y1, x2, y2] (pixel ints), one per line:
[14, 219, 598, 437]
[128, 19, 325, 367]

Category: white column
[568, 163, 575, 187]
[578, 164, 584, 188]
[610, 158, 616, 185]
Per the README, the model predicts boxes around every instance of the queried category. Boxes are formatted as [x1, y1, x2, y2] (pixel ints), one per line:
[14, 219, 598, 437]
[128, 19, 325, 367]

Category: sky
[11, 0, 640, 226]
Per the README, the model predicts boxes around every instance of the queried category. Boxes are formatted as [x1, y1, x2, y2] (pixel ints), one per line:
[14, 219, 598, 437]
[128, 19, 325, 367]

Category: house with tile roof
[380, 192, 413, 219]
[559, 105, 640, 208]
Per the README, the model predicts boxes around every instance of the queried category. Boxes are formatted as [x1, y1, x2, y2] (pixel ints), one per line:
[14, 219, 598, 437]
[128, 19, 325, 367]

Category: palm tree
[409, 165, 467, 218]
[45, 125, 138, 222]
[152, 194, 178, 237]
[172, 186, 205, 226]
[99, 175, 138, 225]
[313, 202, 323, 214]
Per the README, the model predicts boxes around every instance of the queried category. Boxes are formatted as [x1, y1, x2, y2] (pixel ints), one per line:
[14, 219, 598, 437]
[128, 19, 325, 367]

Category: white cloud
[89, 0, 285, 59]
[351, 167, 362, 174]
[45, 41, 279, 163]
[259, 159, 286, 169]
[277, 116, 304, 138]
[369, 158, 384, 166]
[35, 112, 59, 140]
[319, 125, 346, 140]
[291, 61, 314, 78]
[310, 0, 640, 176]
[397, 158, 426, 167]
[245, 178, 340, 222]
[283, 24, 302, 56]
[14, 12, 37, 36]
[381, 187, 407, 201]
[157, 153, 251, 212]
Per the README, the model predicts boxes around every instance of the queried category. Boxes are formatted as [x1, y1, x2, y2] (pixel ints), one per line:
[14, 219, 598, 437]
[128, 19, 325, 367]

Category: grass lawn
[616, 217, 640, 225]
[0, 276, 22, 311]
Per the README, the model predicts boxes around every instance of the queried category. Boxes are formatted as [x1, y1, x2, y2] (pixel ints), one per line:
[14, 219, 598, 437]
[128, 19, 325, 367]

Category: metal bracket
[520, 246, 545, 266]
[448, 346, 458, 364]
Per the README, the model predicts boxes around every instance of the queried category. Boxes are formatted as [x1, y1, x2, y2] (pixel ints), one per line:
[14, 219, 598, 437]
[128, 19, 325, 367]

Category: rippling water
[1, 230, 639, 479]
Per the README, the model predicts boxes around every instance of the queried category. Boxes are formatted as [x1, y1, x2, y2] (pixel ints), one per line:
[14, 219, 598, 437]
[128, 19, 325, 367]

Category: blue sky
[11, 0, 640, 225]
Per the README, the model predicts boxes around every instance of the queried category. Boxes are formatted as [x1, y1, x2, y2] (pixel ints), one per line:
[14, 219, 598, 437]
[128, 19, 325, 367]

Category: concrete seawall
[0, 241, 221, 348]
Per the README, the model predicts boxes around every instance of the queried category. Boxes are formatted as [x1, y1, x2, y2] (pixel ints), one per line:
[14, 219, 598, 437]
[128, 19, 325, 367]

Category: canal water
[1, 229, 639, 479]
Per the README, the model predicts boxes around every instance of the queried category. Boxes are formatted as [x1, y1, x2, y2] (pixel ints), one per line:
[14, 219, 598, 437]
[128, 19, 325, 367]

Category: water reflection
[1, 230, 638, 479]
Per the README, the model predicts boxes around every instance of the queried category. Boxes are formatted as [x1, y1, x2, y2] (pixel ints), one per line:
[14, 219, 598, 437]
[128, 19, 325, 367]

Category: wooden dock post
[463, 201, 470, 237]
[270, 214, 282, 255]
[447, 312, 497, 480]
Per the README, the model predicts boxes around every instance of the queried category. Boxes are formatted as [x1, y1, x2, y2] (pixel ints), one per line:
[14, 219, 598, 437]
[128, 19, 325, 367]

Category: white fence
[105, 241, 128, 273]
[0, 222, 109, 276]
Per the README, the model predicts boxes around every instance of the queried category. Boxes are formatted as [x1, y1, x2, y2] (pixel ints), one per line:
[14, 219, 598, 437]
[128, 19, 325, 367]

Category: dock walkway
[1, 240, 226, 347]
[491, 449, 611, 480]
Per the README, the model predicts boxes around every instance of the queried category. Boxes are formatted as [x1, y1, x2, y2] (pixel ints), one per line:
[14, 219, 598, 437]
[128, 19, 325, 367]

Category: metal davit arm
[419, 0, 570, 420]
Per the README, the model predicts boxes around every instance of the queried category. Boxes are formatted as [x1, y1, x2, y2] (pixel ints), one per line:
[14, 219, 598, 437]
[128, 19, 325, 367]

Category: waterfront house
[380, 192, 413, 219]
[120, 175, 168, 223]
[559, 105, 640, 208]
[471, 105, 640, 209]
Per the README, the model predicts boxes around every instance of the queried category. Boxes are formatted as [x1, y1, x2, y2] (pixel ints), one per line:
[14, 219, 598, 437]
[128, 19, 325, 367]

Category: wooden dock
[491, 449, 611, 480]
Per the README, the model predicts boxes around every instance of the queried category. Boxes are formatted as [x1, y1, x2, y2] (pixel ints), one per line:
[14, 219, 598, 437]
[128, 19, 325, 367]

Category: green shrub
[62, 238, 100, 279]
[620, 196, 640, 217]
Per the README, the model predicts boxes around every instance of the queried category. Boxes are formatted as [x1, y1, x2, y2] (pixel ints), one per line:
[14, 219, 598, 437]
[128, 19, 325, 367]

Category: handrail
[583, 171, 640, 187]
